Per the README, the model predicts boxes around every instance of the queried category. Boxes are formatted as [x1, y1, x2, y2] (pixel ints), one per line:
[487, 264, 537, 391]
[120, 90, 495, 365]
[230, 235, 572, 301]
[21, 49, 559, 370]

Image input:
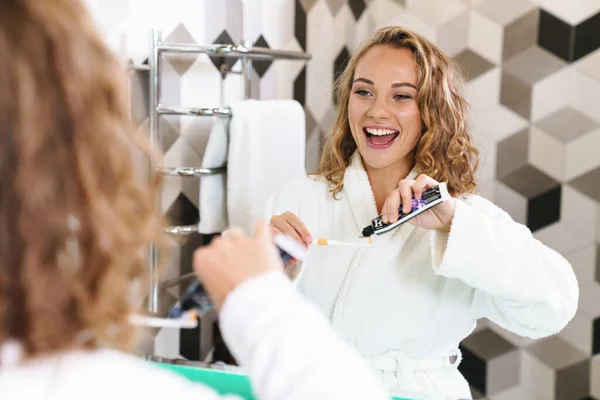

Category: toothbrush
[129, 310, 199, 329]
[311, 237, 373, 247]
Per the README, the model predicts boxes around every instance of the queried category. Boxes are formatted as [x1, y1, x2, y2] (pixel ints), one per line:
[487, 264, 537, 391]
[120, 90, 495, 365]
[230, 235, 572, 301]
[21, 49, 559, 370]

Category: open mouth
[363, 127, 400, 147]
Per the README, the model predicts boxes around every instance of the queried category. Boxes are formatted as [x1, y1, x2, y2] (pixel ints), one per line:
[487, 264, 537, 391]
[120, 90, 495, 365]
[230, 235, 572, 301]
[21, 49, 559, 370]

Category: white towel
[227, 100, 306, 235]
[198, 117, 230, 234]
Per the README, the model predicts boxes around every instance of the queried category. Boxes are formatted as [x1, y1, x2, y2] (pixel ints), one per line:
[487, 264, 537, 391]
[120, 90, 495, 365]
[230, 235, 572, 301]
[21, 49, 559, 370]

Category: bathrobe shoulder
[265, 172, 579, 340]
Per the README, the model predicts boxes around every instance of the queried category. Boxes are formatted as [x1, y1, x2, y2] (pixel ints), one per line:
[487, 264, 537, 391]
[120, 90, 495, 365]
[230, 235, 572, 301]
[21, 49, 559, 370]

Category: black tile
[252, 35, 273, 78]
[294, 66, 307, 106]
[180, 322, 201, 361]
[574, 11, 600, 61]
[165, 193, 199, 227]
[349, 0, 367, 20]
[333, 47, 351, 105]
[458, 343, 487, 394]
[593, 316, 600, 355]
[538, 9, 574, 62]
[210, 30, 238, 72]
[295, 0, 307, 51]
[526, 185, 561, 232]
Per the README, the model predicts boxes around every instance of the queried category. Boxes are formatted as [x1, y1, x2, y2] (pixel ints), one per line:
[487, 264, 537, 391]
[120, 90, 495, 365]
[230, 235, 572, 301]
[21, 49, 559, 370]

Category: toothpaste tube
[361, 182, 450, 237]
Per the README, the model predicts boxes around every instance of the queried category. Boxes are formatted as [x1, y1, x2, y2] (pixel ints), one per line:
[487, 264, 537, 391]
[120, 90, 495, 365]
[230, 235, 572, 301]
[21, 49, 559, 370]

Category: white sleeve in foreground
[219, 271, 389, 400]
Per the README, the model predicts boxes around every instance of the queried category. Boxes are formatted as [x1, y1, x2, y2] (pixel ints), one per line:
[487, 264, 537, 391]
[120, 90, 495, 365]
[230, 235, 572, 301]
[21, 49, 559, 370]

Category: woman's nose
[366, 98, 390, 120]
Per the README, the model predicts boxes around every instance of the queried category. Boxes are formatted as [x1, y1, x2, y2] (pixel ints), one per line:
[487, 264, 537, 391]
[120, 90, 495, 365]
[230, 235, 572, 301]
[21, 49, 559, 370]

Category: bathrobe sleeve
[430, 195, 579, 339]
[219, 271, 389, 400]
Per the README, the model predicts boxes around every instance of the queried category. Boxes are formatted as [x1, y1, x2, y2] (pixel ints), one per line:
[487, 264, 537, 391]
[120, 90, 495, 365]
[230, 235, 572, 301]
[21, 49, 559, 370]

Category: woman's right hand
[270, 211, 312, 247]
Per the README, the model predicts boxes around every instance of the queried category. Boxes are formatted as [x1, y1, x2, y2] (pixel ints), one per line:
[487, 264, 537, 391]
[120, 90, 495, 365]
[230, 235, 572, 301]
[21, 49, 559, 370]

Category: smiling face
[348, 44, 422, 174]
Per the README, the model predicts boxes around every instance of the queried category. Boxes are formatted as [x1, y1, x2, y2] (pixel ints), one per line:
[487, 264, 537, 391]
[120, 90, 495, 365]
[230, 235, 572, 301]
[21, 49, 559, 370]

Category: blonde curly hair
[0, 0, 168, 359]
[318, 26, 479, 198]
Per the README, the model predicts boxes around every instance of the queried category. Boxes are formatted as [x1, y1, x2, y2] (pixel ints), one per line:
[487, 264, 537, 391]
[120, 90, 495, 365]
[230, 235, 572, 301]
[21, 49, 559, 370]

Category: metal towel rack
[142, 28, 311, 313]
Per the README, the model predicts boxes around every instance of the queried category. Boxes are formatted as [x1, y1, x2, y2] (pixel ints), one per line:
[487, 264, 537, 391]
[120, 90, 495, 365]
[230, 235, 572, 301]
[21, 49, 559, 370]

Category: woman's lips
[363, 127, 400, 149]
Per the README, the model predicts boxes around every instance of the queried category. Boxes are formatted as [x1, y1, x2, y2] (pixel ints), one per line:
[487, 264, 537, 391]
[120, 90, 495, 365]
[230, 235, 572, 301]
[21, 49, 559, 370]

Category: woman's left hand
[381, 174, 456, 231]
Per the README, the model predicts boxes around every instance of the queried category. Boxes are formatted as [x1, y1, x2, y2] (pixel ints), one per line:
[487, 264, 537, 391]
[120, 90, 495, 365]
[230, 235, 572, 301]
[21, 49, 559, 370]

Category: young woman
[268, 26, 578, 399]
[0, 1, 392, 399]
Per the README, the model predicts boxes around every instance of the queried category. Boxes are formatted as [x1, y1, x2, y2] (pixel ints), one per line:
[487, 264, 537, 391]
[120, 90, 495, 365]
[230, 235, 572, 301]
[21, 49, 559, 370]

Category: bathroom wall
[87, 0, 600, 399]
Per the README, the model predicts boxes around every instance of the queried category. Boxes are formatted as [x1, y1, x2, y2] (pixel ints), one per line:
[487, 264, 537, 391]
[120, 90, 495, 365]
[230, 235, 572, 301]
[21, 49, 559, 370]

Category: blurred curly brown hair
[318, 26, 479, 198]
[0, 0, 168, 359]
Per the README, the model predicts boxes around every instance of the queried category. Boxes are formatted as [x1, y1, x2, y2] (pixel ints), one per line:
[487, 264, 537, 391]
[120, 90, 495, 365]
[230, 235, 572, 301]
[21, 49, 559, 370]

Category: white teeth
[365, 128, 398, 136]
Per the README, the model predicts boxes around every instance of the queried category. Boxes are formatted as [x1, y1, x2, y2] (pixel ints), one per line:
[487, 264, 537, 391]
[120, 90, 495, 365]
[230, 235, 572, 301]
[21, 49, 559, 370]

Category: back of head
[0, 0, 165, 359]
[319, 26, 479, 198]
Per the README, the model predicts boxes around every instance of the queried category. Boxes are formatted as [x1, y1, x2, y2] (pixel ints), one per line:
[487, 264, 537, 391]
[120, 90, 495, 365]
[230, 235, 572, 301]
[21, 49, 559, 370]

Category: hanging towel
[227, 99, 306, 235]
[198, 117, 230, 234]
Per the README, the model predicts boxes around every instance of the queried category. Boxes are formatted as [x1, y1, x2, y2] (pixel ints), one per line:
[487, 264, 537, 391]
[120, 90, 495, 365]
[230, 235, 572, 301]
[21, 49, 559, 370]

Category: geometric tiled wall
[88, 0, 600, 399]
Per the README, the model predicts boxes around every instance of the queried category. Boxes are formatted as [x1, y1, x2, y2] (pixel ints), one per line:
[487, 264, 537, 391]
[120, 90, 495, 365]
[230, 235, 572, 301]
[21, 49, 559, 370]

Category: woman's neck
[364, 157, 414, 214]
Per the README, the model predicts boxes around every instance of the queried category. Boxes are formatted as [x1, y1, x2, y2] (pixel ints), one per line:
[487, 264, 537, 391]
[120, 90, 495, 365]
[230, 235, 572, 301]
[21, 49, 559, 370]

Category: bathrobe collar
[342, 151, 419, 234]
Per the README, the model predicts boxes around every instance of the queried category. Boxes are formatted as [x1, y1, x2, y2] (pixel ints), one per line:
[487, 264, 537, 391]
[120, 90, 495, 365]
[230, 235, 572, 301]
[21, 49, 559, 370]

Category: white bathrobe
[265, 153, 578, 400]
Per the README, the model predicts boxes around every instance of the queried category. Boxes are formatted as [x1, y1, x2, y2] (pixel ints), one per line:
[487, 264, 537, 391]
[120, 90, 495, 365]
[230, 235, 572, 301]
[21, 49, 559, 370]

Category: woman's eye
[394, 94, 411, 100]
[355, 89, 371, 96]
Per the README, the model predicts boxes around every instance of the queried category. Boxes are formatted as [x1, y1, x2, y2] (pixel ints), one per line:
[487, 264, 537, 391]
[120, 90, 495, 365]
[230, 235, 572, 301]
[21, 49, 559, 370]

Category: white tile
[564, 128, 600, 180]
[575, 49, 600, 82]
[334, 4, 354, 53]
[477, 180, 495, 202]
[468, 10, 503, 64]
[531, 66, 574, 122]
[272, 39, 307, 100]
[473, 132, 497, 183]
[528, 126, 564, 181]
[465, 67, 501, 116]
[472, 104, 528, 142]
[540, 0, 600, 25]
[561, 183, 599, 241]
[180, 57, 222, 107]
[564, 243, 597, 284]
[592, 355, 600, 398]
[405, 0, 468, 26]
[534, 221, 594, 255]
[306, 127, 322, 174]
[370, 0, 406, 31]
[570, 69, 600, 124]
[261, 0, 295, 48]
[154, 324, 181, 359]
[349, 4, 375, 52]
[494, 181, 527, 225]
[520, 350, 555, 400]
[557, 312, 593, 356]
[436, 11, 470, 56]
[306, 1, 335, 123]
[382, 10, 437, 43]
[475, 0, 536, 25]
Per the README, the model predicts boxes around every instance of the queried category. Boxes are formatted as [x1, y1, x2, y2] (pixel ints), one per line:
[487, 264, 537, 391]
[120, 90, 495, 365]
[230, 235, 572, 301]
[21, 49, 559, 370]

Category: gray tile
[158, 117, 180, 154]
[568, 167, 600, 202]
[305, 106, 317, 136]
[462, 328, 517, 360]
[454, 49, 496, 81]
[475, 0, 536, 25]
[597, 244, 600, 285]
[487, 350, 521, 395]
[300, 0, 319, 13]
[535, 107, 599, 143]
[503, 9, 540, 61]
[527, 336, 588, 370]
[325, 0, 345, 15]
[496, 128, 529, 179]
[555, 360, 590, 400]
[500, 164, 559, 199]
[503, 47, 567, 85]
[500, 71, 532, 119]
[163, 24, 198, 76]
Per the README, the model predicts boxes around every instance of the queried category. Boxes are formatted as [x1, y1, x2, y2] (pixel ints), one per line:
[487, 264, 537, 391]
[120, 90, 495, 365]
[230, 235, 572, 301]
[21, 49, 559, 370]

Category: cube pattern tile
[89, 0, 600, 398]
